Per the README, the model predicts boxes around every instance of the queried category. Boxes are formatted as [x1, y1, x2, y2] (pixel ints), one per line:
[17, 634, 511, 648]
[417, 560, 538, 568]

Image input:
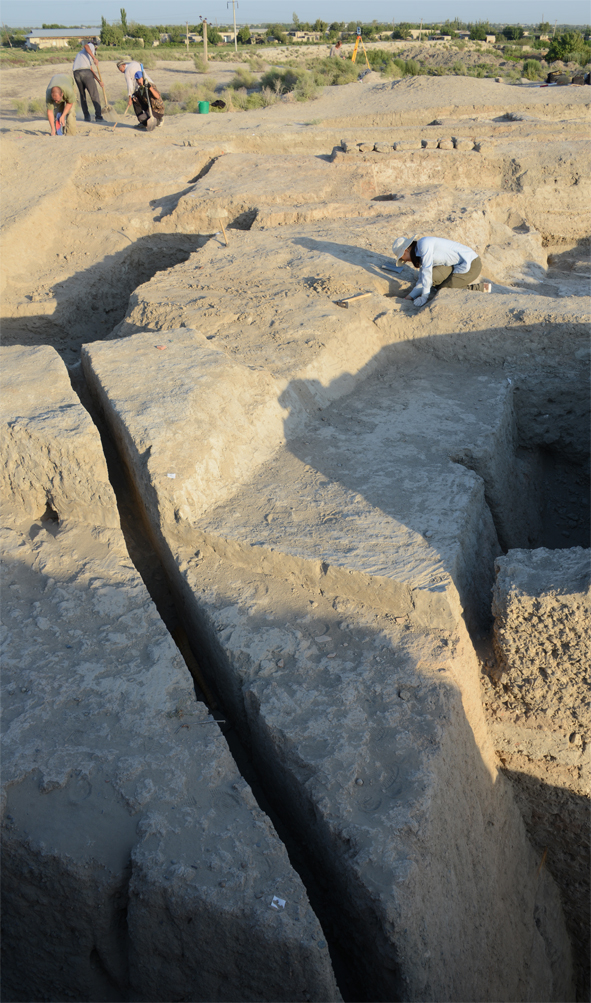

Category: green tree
[392, 23, 411, 39]
[129, 23, 157, 44]
[469, 23, 487, 40]
[266, 24, 287, 42]
[545, 29, 586, 60]
[120, 8, 128, 33]
[292, 12, 300, 26]
[502, 25, 524, 40]
[313, 18, 327, 32]
[100, 16, 124, 45]
[538, 21, 551, 33]
[42, 23, 67, 28]
[237, 25, 251, 42]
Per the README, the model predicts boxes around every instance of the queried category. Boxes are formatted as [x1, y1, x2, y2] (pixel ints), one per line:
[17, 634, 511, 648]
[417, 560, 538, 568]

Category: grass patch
[13, 97, 45, 115]
[228, 67, 259, 89]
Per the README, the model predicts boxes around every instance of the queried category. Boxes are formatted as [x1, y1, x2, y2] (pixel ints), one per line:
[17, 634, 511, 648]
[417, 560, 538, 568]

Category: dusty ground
[1, 59, 590, 1001]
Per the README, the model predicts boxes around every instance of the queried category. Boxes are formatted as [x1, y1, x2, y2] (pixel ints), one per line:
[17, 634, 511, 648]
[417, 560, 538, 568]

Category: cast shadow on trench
[0, 233, 205, 367]
[500, 767, 590, 1003]
[276, 330, 589, 563]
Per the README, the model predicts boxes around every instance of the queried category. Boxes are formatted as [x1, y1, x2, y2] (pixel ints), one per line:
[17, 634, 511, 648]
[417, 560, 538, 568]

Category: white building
[25, 27, 99, 50]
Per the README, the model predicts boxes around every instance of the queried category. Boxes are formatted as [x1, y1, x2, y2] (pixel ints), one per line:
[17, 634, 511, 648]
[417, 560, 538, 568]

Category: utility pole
[227, 0, 238, 51]
[186, 20, 189, 52]
[200, 15, 208, 63]
[420, 16, 423, 38]
[552, 19, 557, 35]
[3, 23, 13, 46]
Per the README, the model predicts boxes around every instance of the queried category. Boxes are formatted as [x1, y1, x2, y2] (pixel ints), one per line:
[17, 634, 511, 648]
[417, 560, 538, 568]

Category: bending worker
[117, 59, 155, 113]
[393, 235, 491, 307]
[45, 73, 77, 135]
[72, 40, 104, 123]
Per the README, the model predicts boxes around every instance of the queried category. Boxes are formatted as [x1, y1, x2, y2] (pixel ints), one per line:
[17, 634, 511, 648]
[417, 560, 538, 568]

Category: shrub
[382, 61, 403, 78]
[403, 59, 421, 75]
[309, 56, 358, 85]
[293, 69, 320, 100]
[523, 58, 543, 79]
[451, 60, 467, 74]
[194, 54, 208, 72]
[229, 67, 258, 89]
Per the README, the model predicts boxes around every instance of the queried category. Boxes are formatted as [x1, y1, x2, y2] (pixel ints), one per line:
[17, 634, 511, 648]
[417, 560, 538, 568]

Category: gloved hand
[413, 295, 429, 307]
[407, 285, 423, 299]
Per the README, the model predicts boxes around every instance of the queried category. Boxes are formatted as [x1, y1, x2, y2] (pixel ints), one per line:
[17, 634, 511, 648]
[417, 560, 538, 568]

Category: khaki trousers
[432, 256, 482, 289]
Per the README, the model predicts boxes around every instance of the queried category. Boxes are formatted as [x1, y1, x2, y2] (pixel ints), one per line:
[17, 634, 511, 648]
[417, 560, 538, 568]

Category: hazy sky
[3, 0, 588, 26]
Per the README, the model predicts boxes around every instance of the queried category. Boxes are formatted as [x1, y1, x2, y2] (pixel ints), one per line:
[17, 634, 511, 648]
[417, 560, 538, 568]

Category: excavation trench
[83, 344, 587, 1003]
[6, 226, 588, 1000]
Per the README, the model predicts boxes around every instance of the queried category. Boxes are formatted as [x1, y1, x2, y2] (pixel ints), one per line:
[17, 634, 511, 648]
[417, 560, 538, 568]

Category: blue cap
[134, 70, 143, 79]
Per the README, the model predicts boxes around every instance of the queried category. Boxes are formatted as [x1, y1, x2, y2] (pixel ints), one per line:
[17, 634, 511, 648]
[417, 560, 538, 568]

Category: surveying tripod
[351, 27, 371, 69]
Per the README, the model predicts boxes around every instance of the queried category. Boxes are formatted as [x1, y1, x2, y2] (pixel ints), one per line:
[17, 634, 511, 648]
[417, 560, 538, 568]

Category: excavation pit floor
[1, 64, 589, 1003]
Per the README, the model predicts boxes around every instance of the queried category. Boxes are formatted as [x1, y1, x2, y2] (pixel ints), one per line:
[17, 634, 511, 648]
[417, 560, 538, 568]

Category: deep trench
[7, 233, 590, 1002]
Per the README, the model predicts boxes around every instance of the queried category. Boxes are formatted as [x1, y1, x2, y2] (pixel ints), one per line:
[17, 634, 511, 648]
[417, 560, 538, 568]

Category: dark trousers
[74, 68, 102, 120]
[432, 256, 482, 289]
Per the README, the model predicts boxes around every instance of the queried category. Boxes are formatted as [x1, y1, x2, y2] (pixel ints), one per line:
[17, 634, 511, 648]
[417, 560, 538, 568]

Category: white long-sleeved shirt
[123, 61, 154, 96]
[410, 237, 479, 298]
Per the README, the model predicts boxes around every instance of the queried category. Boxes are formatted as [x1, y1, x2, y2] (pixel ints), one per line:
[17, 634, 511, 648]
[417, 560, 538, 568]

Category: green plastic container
[198, 101, 210, 114]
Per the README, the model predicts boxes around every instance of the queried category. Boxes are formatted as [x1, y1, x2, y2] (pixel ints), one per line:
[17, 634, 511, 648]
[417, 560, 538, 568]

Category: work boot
[468, 281, 492, 292]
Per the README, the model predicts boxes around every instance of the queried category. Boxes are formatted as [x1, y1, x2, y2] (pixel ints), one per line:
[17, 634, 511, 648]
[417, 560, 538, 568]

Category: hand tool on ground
[337, 292, 372, 308]
[112, 106, 129, 131]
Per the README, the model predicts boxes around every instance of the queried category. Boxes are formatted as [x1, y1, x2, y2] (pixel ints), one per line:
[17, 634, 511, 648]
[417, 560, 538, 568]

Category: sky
[2, 0, 589, 26]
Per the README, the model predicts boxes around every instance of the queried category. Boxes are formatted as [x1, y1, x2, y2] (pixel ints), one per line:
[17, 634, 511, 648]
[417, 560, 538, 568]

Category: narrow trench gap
[76, 378, 356, 1001]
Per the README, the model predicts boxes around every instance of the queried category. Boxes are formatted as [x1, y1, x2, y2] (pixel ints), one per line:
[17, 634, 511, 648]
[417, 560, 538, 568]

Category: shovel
[94, 62, 112, 113]
[141, 63, 157, 132]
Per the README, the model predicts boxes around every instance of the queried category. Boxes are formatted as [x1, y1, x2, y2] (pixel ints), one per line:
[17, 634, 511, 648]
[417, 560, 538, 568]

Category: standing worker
[392, 235, 491, 306]
[45, 74, 77, 136]
[72, 40, 104, 123]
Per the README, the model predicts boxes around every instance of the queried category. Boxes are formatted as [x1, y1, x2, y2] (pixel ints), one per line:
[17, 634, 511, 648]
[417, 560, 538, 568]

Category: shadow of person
[292, 235, 415, 293]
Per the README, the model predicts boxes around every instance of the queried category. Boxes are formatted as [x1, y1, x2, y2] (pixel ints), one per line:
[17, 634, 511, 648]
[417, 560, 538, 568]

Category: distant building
[220, 31, 236, 42]
[25, 27, 99, 50]
[485, 34, 496, 42]
[428, 34, 452, 41]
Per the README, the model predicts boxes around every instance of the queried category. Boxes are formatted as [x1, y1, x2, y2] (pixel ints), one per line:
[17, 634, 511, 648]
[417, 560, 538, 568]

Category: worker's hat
[392, 235, 417, 263]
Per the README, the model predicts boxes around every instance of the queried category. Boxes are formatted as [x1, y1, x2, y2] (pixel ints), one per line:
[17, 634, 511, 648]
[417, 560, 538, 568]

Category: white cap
[392, 235, 417, 262]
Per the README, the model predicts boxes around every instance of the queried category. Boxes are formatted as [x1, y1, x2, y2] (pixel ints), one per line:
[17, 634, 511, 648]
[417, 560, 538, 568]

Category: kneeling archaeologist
[393, 235, 491, 307]
[46, 74, 77, 136]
